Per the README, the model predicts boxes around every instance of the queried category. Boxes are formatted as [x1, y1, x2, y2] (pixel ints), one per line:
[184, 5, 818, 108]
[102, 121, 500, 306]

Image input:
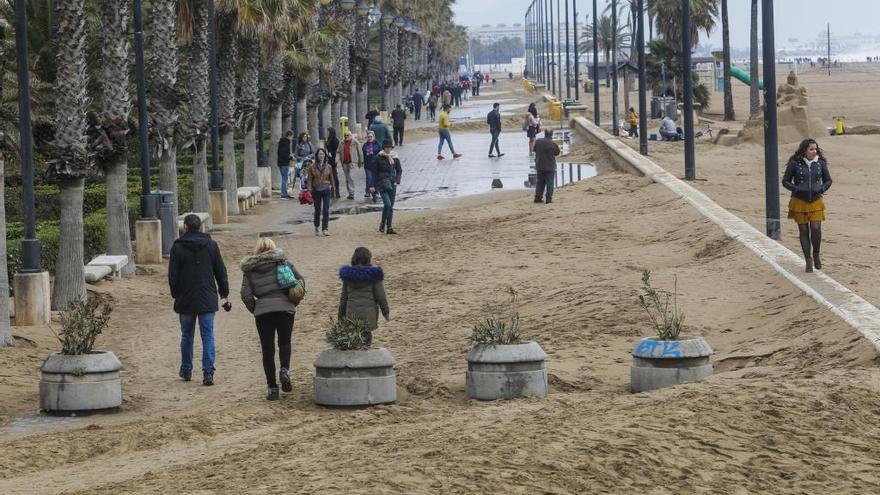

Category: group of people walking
[169, 216, 391, 400]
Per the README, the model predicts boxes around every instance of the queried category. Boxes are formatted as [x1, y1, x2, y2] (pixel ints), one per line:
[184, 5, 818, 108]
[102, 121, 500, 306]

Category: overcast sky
[452, 0, 880, 49]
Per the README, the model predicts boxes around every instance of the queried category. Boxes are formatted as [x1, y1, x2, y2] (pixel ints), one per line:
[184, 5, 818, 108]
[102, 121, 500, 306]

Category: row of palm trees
[0, 0, 466, 346]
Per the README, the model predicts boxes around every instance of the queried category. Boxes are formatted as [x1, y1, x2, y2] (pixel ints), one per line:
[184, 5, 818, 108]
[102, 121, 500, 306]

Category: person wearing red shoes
[437, 105, 462, 160]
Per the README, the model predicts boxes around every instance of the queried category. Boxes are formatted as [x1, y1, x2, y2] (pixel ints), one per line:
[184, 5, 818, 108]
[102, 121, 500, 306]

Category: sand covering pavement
[1, 78, 880, 493]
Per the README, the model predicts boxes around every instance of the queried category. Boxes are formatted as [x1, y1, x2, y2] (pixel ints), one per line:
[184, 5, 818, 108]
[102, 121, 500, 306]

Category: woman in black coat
[374, 139, 402, 234]
[782, 138, 832, 272]
[325, 127, 341, 199]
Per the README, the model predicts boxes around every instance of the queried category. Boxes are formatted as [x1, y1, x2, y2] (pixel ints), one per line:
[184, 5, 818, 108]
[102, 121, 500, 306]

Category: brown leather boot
[805, 257, 814, 273]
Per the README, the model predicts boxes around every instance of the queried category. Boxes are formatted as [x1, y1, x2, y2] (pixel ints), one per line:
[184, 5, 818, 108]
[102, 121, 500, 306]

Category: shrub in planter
[465, 288, 549, 400]
[631, 270, 713, 393]
[39, 296, 123, 412]
[313, 318, 396, 406]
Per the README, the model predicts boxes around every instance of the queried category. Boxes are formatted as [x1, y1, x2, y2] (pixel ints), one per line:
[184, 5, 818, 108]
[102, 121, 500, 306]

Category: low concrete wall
[570, 116, 880, 354]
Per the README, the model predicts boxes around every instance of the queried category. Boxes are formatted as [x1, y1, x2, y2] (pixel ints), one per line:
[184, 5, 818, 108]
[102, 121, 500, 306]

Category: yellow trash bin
[339, 116, 349, 138]
[550, 100, 562, 121]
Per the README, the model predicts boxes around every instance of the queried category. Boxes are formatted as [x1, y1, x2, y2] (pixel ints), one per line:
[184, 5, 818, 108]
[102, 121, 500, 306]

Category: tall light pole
[133, 0, 156, 219]
[573, 0, 579, 100]
[549, 0, 556, 94]
[556, 0, 563, 97]
[14, 0, 40, 272]
[763, 0, 780, 239]
[637, 0, 648, 155]
[592, 0, 599, 125]
[611, 0, 619, 135]
[565, 0, 570, 99]
[682, 0, 696, 181]
[207, 0, 223, 191]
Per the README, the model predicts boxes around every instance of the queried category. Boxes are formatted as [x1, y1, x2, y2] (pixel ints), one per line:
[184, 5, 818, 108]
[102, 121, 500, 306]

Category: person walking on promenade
[337, 129, 363, 200]
[533, 129, 560, 204]
[168, 214, 229, 386]
[526, 103, 541, 155]
[375, 139, 403, 234]
[337, 247, 390, 347]
[390, 104, 407, 146]
[362, 130, 381, 203]
[427, 93, 438, 122]
[442, 87, 452, 107]
[627, 107, 639, 138]
[437, 105, 462, 160]
[487, 102, 504, 158]
[412, 90, 423, 121]
[294, 132, 315, 189]
[782, 138, 833, 273]
[306, 148, 336, 236]
[276, 130, 295, 199]
[325, 127, 341, 199]
[369, 115, 391, 148]
[240, 237, 305, 400]
[365, 106, 379, 128]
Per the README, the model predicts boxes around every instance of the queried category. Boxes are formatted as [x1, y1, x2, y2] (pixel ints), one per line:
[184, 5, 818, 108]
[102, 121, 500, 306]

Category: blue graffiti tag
[634, 339, 681, 358]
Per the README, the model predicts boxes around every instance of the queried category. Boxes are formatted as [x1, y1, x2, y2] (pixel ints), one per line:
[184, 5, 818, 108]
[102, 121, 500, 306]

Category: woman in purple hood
[337, 247, 390, 346]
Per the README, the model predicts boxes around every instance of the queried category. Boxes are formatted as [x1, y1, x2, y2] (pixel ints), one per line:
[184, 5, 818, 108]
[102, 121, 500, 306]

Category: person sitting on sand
[659, 116, 678, 141]
[782, 138, 832, 273]
[337, 247, 390, 347]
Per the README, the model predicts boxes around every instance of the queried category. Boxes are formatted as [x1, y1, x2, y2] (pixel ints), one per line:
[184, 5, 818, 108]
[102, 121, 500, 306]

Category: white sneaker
[322, 229, 330, 236]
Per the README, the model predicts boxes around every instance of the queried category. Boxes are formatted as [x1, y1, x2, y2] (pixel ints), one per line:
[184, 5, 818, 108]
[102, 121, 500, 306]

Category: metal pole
[380, 23, 386, 110]
[682, 0, 695, 180]
[611, 0, 619, 135]
[134, 0, 156, 219]
[763, 0, 780, 239]
[827, 22, 831, 76]
[549, 0, 556, 95]
[14, 0, 41, 271]
[592, 0, 599, 125]
[556, 0, 563, 97]
[256, 83, 265, 167]
[637, 0, 648, 155]
[573, 0, 579, 100]
[565, 0, 570, 99]
[647, 0, 652, 41]
[207, 0, 223, 190]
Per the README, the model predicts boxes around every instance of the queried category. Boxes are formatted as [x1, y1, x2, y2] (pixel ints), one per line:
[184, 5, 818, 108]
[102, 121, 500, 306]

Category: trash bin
[550, 100, 562, 121]
[650, 97, 661, 119]
[339, 116, 349, 138]
[152, 190, 177, 256]
[665, 101, 678, 120]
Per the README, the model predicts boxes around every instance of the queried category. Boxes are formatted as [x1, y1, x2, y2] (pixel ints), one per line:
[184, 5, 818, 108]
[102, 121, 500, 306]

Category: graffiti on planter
[635, 339, 681, 358]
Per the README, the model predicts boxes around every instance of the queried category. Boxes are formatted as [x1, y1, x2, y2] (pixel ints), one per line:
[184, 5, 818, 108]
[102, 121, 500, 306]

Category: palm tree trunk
[308, 104, 319, 148]
[296, 99, 308, 140]
[243, 125, 259, 187]
[191, 139, 210, 212]
[222, 129, 240, 215]
[0, 156, 12, 347]
[52, 178, 86, 310]
[348, 80, 357, 124]
[269, 104, 282, 190]
[749, 0, 760, 118]
[158, 143, 179, 219]
[605, 48, 611, 87]
[721, 0, 735, 121]
[105, 156, 135, 277]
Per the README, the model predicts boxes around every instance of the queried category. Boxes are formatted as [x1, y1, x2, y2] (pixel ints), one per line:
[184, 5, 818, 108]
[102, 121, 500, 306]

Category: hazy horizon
[453, 0, 880, 51]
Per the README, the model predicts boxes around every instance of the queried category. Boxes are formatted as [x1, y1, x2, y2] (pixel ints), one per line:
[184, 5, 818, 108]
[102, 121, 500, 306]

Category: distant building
[467, 24, 525, 44]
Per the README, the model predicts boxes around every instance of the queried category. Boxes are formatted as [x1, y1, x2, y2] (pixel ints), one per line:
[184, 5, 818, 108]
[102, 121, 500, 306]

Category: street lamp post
[133, 0, 155, 220]
[565, 0, 570, 99]
[207, 0, 223, 190]
[762, 0, 781, 239]
[637, 0, 648, 155]
[592, 0, 599, 125]
[573, 0, 579, 101]
[611, 0, 619, 135]
[682, 0, 696, 180]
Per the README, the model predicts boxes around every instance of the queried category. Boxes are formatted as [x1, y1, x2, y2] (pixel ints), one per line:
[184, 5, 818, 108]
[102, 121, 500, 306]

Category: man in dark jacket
[486, 103, 503, 158]
[390, 104, 407, 146]
[168, 214, 230, 385]
[533, 129, 561, 204]
[369, 116, 391, 147]
[412, 91, 423, 121]
[276, 130, 295, 199]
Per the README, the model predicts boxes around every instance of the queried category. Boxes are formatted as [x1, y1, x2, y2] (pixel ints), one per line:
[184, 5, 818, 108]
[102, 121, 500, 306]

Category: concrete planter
[466, 342, 548, 400]
[313, 348, 396, 406]
[39, 351, 123, 412]
[630, 336, 713, 393]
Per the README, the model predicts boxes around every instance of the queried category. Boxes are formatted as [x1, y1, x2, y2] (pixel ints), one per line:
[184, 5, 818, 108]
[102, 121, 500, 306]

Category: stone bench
[86, 255, 129, 279]
[177, 212, 213, 234]
[84, 265, 113, 283]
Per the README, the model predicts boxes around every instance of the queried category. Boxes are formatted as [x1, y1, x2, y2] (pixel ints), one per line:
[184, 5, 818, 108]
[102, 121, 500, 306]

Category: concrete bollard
[313, 348, 396, 406]
[466, 342, 548, 400]
[13, 271, 51, 326]
[630, 336, 714, 393]
[39, 351, 123, 412]
[135, 219, 162, 265]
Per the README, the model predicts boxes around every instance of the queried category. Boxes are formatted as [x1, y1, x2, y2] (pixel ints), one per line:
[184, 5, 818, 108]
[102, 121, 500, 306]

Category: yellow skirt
[787, 196, 826, 224]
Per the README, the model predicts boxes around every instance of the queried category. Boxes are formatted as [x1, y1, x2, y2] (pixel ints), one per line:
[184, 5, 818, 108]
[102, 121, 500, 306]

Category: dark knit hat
[382, 139, 393, 148]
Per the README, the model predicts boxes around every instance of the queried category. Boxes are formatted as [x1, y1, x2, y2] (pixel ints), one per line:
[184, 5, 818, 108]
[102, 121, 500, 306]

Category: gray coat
[240, 249, 304, 316]
[337, 265, 389, 331]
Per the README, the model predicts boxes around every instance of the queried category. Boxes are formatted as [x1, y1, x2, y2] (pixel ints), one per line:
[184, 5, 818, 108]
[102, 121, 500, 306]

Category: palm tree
[181, 0, 211, 214]
[649, 0, 718, 51]
[146, 0, 181, 218]
[0, 13, 14, 346]
[96, 0, 135, 277]
[49, 0, 91, 310]
[721, 0, 734, 120]
[578, 14, 630, 88]
[749, 0, 760, 118]
[215, 13, 240, 215]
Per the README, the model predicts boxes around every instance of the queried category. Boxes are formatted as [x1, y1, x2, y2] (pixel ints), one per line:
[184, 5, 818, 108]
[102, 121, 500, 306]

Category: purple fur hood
[339, 264, 384, 283]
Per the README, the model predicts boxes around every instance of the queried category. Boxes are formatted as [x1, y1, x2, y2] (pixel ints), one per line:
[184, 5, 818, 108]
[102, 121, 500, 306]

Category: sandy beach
[2, 77, 880, 494]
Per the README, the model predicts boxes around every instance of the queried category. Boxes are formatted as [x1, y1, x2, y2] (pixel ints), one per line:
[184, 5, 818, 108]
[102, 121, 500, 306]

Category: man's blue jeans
[280, 165, 290, 197]
[438, 129, 455, 155]
[365, 168, 375, 196]
[179, 313, 216, 374]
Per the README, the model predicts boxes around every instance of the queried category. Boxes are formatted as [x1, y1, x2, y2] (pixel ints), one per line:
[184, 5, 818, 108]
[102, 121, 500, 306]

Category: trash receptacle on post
[152, 190, 177, 256]
[550, 100, 562, 121]
[339, 116, 349, 138]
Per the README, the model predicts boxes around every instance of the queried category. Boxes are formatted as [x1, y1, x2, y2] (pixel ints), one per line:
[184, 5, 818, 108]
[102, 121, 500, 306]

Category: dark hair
[315, 148, 327, 162]
[493, 102, 500, 109]
[396, 104, 402, 108]
[789, 138, 826, 163]
[544, 129, 554, 138]
[351, 247, 372, 266]
[184, 214, 201, 233]
[528, 103, 537, 117]
[326, 127, 337, 140]
[442, 104, 451, 111]
[286, 130, 294, 138]
[297, 132, 308, 143]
